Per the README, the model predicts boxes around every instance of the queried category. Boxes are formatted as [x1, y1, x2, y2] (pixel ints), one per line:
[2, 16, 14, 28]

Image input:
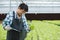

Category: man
[2, 3, 29, 40]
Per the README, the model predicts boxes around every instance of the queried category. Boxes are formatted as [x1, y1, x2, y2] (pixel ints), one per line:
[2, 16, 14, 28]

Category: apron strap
[13, 11, 15, 19]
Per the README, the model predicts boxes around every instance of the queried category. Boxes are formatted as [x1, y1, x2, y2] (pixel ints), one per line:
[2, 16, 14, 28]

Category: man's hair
[18, 3, 28, 12]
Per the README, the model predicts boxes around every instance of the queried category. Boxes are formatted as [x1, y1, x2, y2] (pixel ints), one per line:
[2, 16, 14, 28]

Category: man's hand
[26, 27, 30, 33]
[4, 25, 12, 31]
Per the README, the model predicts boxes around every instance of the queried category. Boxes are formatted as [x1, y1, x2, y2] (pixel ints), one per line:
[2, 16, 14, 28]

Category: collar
[14, 11, 22, 19]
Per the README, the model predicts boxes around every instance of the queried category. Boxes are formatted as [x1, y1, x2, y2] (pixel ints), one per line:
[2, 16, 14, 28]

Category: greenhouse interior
[0, 0, 60, 40]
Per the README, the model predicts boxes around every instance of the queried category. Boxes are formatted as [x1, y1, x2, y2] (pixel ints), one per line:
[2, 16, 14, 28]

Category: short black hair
[18, 3, 28, 12]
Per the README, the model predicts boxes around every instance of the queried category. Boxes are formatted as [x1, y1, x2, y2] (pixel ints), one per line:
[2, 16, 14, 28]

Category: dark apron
[6, 11, 27, 40]
[10, 11, 24, 32]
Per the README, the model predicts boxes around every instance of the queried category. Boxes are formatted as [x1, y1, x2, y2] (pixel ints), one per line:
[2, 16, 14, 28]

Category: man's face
[16, 7, 26, 16]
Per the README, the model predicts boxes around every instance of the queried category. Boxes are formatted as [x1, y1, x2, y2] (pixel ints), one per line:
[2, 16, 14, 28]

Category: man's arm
[22, 14, 30, 32]
[2, 12, 13, 30]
